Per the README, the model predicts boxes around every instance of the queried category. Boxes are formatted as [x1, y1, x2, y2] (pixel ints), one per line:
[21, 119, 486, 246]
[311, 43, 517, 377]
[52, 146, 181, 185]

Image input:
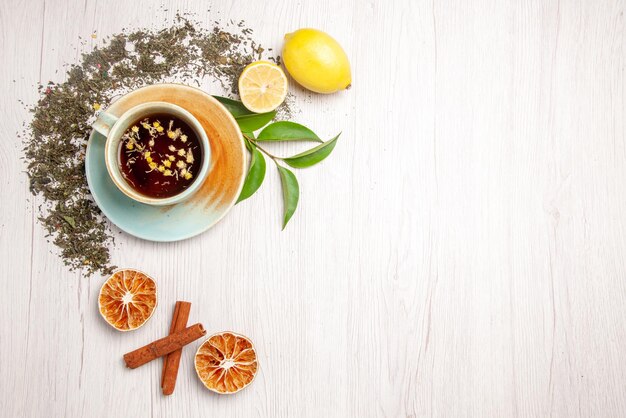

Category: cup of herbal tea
[93, 102, 210, 206]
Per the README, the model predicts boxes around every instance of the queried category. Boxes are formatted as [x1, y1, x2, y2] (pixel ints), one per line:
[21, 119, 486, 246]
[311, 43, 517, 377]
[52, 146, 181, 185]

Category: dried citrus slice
[238, 61, 288, 113]
[195, 331, 258, 394]
[98, 269, 157, 331]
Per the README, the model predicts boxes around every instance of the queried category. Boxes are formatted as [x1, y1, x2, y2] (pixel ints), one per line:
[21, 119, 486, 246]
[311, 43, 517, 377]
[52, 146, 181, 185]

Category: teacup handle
[93, 111, 119, 137]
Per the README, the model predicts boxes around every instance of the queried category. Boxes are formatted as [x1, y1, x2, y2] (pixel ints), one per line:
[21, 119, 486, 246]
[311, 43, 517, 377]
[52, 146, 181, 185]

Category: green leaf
[63, 216, 76, 229]
[212, 96, 254, 117]
[237, 144, 266, 203]
[235, 111, 276, 132]
[257, 121, 323, 143]
[243, 132, 255, 151]
[283, 133, 340, 169]
[277, 166, 299, 229]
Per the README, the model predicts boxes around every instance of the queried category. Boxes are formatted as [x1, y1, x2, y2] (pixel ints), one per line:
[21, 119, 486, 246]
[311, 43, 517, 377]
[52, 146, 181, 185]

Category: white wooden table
[2, 0, 626, 416]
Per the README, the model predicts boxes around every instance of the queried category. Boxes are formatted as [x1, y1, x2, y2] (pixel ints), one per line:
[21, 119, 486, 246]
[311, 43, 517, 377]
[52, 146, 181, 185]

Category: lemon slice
[238, 61, 288, 113]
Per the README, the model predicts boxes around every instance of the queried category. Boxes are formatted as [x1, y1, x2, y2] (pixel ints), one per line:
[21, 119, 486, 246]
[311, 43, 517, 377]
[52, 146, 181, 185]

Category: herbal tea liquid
[118, 114, 203, 198]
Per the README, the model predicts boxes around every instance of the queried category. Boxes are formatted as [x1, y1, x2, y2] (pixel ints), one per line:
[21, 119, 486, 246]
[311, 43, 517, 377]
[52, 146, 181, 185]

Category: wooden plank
[1, 0, 625, 416]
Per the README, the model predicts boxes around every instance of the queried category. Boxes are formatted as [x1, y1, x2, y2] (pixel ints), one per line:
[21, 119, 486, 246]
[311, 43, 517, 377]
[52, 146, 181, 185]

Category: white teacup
[93, 102, 211, 206]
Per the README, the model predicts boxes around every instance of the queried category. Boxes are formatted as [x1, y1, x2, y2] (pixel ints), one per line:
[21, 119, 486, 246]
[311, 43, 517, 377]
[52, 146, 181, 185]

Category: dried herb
[23, 15, 289, 276]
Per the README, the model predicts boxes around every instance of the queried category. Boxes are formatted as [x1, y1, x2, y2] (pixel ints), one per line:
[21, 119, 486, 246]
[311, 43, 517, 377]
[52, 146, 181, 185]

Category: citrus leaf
[212, 95, 254, 117]
[277, 166, 299, 229]
[257, 121, 322, 143]
[235, 111, 276, 132]
[243, 132, 255, 151]
[237, 144, 266, 203]
[283, 133, 340, 169]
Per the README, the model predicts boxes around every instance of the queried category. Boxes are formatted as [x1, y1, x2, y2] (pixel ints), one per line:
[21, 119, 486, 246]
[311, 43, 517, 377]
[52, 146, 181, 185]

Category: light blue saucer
[85, 84, 246, 242]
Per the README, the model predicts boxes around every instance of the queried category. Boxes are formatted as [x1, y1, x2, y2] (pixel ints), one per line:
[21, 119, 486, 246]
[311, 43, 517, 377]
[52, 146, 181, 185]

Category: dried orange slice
[98, 269, 157, 331]
[195, 331, 258, 394]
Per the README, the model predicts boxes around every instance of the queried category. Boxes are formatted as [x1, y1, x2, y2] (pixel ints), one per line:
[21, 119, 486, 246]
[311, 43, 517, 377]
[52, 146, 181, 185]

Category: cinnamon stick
[161, 301, 181, 383]
[161, 301, 191, 395]
[123, 323, 206, 369]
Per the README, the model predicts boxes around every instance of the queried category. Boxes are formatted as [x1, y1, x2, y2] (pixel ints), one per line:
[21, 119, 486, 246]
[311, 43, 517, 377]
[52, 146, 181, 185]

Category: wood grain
[1, 0, 625, 416]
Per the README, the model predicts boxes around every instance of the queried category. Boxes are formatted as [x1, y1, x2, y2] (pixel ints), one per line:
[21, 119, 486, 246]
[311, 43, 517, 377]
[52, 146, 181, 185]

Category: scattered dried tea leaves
[23, 14, 292, 276]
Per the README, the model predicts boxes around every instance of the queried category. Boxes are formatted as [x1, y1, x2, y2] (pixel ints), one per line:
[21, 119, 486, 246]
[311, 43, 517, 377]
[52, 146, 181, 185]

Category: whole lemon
[282, 28, 351, 94]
